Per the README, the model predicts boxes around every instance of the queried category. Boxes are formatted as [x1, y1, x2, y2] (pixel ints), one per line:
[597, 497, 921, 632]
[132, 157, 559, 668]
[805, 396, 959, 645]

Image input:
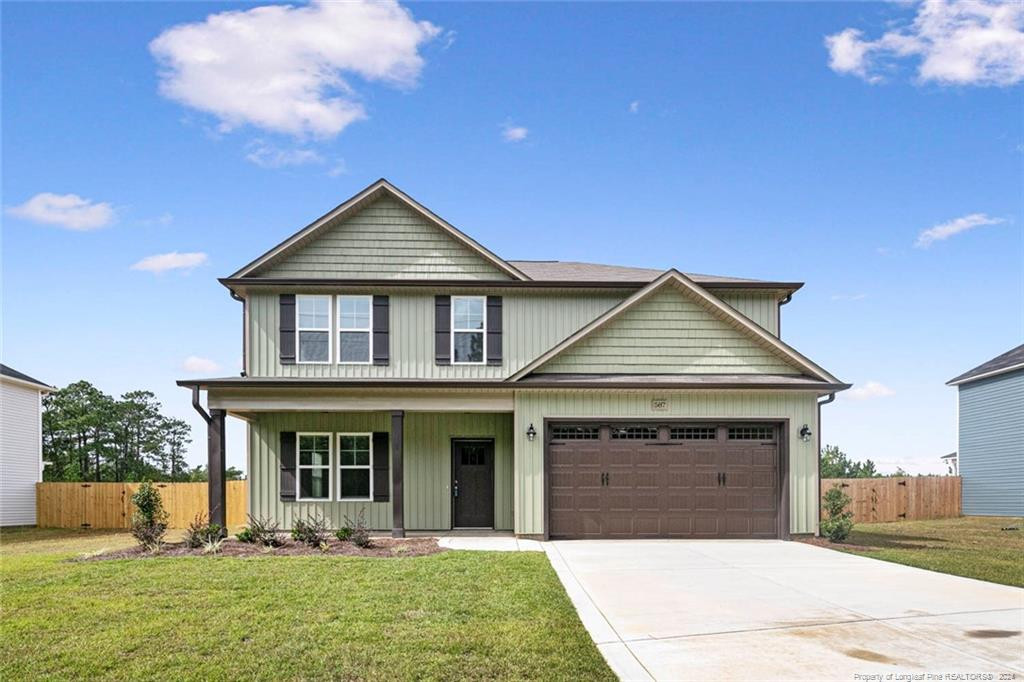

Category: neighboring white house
[1, 364, 53, 526]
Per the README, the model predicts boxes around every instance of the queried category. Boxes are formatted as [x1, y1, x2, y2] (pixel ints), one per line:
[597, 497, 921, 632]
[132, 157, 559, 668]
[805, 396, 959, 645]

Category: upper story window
[338, 295, 372, 364]
[297, 295, 331, 364]
[452, 295, 486, 364]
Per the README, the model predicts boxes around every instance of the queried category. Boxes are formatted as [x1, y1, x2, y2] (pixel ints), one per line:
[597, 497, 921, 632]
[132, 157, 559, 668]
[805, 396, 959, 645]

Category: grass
[830, 516, 1024, 588]
[0, 528, 613, 681]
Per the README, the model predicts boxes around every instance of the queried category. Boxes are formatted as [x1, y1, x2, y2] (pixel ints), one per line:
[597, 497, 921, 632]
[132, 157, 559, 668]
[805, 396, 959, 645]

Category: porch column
[208, 408, 227, 528]
[391, 410, 405, 538]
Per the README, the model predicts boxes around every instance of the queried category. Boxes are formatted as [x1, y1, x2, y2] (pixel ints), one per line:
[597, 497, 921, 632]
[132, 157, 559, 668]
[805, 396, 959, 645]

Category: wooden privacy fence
[36, 481, 247, 529]
[821, 476, 961, 524]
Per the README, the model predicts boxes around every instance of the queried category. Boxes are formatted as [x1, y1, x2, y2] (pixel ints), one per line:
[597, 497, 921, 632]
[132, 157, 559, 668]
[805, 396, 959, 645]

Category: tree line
[42, 380, 242, 482]
[820, 444, 914, 478]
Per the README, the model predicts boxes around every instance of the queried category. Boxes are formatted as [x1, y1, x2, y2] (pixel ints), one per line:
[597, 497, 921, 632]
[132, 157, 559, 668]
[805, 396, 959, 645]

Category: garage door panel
[548, 422, 780, 539]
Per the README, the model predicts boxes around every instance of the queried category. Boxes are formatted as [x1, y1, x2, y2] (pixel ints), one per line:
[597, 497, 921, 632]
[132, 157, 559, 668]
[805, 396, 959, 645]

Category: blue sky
[3, 1, 1021, 474]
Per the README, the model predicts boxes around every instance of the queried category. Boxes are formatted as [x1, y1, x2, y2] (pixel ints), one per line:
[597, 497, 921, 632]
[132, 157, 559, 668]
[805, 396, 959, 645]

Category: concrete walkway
[544, 540, 1024, 681]
[436, 535, 543, 552]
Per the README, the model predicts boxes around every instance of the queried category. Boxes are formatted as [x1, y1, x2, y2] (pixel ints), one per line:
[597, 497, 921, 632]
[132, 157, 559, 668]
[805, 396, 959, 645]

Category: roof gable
[232, 179, 527, 281]
[511, 270, 842, 383]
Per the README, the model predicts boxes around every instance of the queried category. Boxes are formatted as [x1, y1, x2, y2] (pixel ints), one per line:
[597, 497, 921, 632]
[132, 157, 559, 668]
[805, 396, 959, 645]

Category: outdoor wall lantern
[526, 423, 537, 442]
[799, 424, 813, 442]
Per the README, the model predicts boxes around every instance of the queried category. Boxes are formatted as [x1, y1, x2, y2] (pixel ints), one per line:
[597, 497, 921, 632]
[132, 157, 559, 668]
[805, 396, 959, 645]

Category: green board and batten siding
[535, 287, 798, 375]
[248, 412, 514, 530]
[257, 196, 512, 280]
[513, 390, 820, 536]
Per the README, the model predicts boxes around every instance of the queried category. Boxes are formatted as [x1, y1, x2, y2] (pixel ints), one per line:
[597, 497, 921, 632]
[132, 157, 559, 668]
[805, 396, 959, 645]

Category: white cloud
[629, 100, 640, 113]
[131, 251, 209, 273]
[149, 0, 440, 138]
[914, 212, 1005, 248]
[182, 355, 220, 373]
[847, 381, 896, 400]
[830, 293, 867, 301]
[501, 123, 528, 142]
[139, 212, 174, 227]
[6, 193, 114, 230]
[825, 0, 1024, 86]
[245, 140, 324, 168]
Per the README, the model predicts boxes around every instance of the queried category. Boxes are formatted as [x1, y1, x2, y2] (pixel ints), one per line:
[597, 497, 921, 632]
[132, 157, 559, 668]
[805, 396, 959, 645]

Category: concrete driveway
[545, 540, 1024, 681]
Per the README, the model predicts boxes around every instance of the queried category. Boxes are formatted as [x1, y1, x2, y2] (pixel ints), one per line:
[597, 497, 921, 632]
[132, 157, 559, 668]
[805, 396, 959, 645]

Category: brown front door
[452, 439, 494, 529]
[548, 423, 780, 539]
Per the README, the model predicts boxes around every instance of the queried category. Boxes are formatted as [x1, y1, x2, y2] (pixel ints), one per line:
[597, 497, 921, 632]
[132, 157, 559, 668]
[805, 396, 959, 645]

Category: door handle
[453, 479, 459, 498]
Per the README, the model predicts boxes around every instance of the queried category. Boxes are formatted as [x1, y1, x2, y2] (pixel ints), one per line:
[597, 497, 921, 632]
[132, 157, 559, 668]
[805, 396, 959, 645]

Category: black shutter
[372, 431, 390, 502]
[486, 296, 502, 366]
[434, 295, 451, 365]
[279, 294, 296, 365]
[372, 296, 389, 366]
[280, 431, 297, 501]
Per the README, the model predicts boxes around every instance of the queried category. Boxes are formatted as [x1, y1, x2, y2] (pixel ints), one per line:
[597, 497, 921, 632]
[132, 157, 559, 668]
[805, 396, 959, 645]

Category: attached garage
[545, 421, 788, 540]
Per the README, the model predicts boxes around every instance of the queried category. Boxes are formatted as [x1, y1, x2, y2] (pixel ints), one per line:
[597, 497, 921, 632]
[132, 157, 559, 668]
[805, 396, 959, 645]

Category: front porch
[202, 402, 514, 536]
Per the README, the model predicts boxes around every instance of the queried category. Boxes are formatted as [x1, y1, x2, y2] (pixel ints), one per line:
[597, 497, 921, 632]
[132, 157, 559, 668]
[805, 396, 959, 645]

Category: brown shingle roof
[947, 343, 1024, 385]
[507, 261, 784, 286]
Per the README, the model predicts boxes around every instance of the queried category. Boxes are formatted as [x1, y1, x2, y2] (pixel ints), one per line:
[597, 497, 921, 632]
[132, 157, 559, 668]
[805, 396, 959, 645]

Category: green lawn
[0, 528, 613, 681]
[832, 516, 1024, 588]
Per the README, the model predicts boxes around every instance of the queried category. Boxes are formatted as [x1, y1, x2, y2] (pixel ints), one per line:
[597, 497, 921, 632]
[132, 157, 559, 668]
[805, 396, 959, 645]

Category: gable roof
[230, 179, 529, 281]
[947, 343, 1024, 386]
[508, 260, 800, 289]
[0, 364, 53, 391]
[509, 269, 844, 384]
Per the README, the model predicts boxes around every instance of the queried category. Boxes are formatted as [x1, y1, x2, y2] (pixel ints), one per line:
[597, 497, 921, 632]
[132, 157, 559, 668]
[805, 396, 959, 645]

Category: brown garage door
[547, 423, 780, 539]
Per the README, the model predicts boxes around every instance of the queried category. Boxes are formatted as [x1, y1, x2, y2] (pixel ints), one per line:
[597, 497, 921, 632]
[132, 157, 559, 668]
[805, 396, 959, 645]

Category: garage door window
[727, 426, 775, 441]
[552, 425, 600, 440]
[670, 426, 717, 440]
[610, 426, 658, 440]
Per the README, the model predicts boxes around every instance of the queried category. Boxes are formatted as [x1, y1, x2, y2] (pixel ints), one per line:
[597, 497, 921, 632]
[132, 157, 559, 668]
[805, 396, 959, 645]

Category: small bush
[238, 514, 284, 547]
[291, 514, 329, 547]
[202, 537, 225, 555]
[820, 484, 854, 543]
[184, 513, 224, 549]
[130, 481, 168, 550]
[344, 509, 372, 549]
[335, 526, 353, 542]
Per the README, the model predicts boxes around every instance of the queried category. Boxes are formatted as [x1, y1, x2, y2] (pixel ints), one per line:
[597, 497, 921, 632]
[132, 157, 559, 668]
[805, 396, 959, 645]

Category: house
[179, 179, 849, 539]
[940, 452, 958, 475]
[0, 364, 53, 526]
[946, 344, 1024, 517]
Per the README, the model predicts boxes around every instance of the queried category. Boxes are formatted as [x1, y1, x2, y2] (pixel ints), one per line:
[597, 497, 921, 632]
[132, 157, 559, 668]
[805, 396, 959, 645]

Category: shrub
[130, 481, 168, 550]
[184, 513, 225, 549]
[291, 514, 329, 547]
[344, 509, 372, 549]
[820, 484, 854, 543]
[335, 526, 353, 542]
[237, 514, 284, 547]
[202, 537, 225, 555]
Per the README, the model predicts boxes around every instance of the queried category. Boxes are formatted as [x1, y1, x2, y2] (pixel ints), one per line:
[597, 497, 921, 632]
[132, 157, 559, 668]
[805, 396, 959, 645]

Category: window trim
[296, 432, 333, 502]
[450, 295, 487, 365]
[336, 295, 373, 366]
[296, 294, 332, 365]
[337, 432, 374, 501]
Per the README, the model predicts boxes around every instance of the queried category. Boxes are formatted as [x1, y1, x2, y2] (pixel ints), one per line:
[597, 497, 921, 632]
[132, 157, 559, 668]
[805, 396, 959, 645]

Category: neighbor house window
[297, 433, 331, 501]
[452, 296, 485, 364]
[338, 434, 372, 500]
[337, 295, 372, 364]
[297, 295, 331, 363]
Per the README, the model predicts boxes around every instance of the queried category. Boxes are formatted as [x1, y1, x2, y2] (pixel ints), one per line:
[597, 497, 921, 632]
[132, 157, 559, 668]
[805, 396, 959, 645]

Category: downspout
[777, 293, 792, 337]
[229, 288, 247, 377]
[191, 385, 212, 425]
[816, 392, 836, 536]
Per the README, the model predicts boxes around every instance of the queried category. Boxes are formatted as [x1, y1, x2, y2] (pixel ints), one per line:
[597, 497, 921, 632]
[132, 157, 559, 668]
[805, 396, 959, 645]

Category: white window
[452, 296, 486, 364]
[337, 434, 373, 500]
[338, 295, 372, 364]
[297, 433, 331, 501]
[297, 295, 331, 364]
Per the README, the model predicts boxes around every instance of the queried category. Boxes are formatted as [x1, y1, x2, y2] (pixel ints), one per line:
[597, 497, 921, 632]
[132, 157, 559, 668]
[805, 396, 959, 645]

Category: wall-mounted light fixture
[799, 424, 813, 442]
[526, 423, 537, 442]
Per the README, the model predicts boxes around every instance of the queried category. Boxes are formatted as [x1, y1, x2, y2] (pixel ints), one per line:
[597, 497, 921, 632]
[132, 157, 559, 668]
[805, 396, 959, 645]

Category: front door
[452, 439, 495, 528]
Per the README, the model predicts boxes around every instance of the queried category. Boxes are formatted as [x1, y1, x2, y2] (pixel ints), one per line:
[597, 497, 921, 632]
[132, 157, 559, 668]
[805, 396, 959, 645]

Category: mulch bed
[77, 537, 445, 561]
